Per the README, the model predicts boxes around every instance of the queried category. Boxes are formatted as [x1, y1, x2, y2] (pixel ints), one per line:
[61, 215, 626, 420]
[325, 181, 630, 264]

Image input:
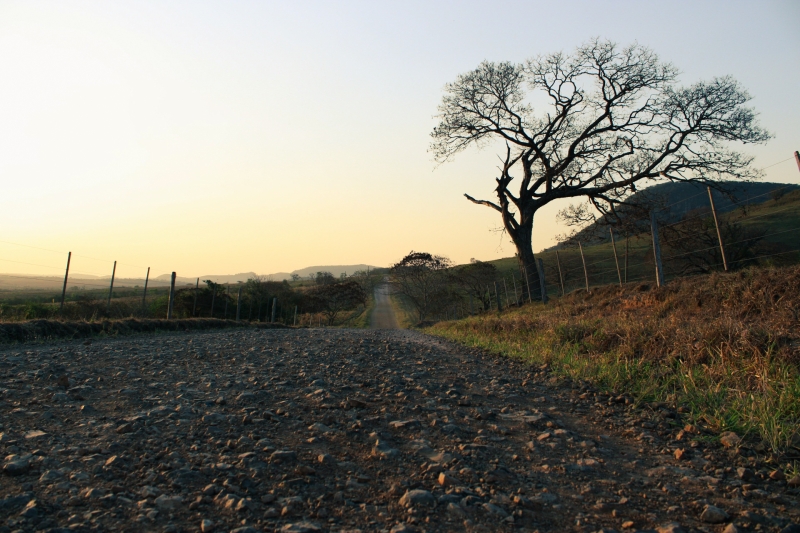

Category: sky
[1, 0, 798, 280]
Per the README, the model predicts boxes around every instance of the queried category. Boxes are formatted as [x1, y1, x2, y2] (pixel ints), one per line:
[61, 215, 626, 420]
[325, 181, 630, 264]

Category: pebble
[399, 489, 436, 507]
[700, 504, 730, 523]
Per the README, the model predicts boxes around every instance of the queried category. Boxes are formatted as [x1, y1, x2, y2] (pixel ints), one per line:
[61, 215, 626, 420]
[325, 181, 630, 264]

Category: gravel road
[1, 328, 798, 533]
[369, 284, 399, 330]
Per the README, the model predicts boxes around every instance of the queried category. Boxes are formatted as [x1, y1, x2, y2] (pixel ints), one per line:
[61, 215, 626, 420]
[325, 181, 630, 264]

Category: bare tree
[307, 281, 366, 325]
[449, 260, 498, 310]
[430, 39, 770, 284]
[390, 251, 452, 323]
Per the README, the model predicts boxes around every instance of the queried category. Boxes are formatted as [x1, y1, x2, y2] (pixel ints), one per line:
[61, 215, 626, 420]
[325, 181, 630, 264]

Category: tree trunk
[508, 217, 541, 300]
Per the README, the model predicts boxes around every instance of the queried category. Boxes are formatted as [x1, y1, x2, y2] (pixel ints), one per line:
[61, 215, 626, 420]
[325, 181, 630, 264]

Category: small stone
[723, 524, 741, 533]
[446, 502, 466, 517]
[736, 467, 754, 481]
[18, 499, 40, 518]
[261, 493, 276, 504]
[201, 519, 215, 533]
[347, 397, 367, 408]
[673, 448, 687, 460]
[719, 431, 741, 448]
[295, 465, 316, 476]
[307, 423, 333, 434]
[230, 528, 259, 533]
[141, 485, 161, 498]
[105, 455, 123, 467]
[3, 457, 30, 476]
[154, 494, 182, 511]
[390, 524, 415, 533]
[621, 521, 635, 529]
[264, 507, 279, 518]
[270, 450, 297, 463]
[116, 422, 134, 434]
[399, 489, 435, 507]
[656, 523, 687, 533]
[779, 525, 800, 533]
[700, 505, 729, 524]
[438, 472, 460, 487]
[317, 454, 335, 465]
[788, 475, 800, 487]
[389, 420, 421, 429]
[39, 469, 64, 482]
[769, 469, 786, 481]
[280, 522, 322, 533]
[482, 502, 508, 517]
[24, 430, 47, 439]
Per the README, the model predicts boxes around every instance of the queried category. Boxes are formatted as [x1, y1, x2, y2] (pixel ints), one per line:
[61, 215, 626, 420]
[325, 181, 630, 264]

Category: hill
[546, 180, 799, 251]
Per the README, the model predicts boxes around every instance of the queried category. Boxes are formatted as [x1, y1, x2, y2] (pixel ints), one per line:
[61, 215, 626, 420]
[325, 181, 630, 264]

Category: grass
[389, 289, 417, 329]
[0, 317, 287, 344]
[426, 265, 800, 468]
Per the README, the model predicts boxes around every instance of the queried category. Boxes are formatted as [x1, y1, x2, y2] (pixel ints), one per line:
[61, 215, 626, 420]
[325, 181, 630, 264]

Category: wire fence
[433, 180, 800, 321]
[0, 239, 382, 326]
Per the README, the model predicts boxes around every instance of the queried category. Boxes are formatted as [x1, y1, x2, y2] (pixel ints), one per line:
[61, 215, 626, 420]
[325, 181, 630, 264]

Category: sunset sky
[1, 0, 798, 281]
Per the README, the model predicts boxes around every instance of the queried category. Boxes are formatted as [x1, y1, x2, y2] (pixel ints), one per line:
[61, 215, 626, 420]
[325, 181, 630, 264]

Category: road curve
[370, 281, 400, 329]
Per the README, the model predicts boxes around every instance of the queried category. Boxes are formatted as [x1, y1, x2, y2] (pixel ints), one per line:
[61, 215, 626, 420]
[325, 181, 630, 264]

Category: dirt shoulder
[0, 329, 797, 533]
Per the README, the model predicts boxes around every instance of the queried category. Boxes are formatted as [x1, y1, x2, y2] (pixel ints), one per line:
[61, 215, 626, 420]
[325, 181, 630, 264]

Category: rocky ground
[1, 328, 798, 533]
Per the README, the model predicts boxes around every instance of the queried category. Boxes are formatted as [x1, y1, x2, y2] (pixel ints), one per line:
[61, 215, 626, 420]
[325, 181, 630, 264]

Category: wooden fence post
[537, 258, 549, 304]
[60, 251, 71, 311]
[192, 278, 199, 316]
[523, 265, 533, 302]
[610, 228, 622, 286]
[650, 211, 665, 287]
[271, 297, 277, 323]
[578, 242, 589, 292]
[494, 281, 501, 312]
[555, 251, 565, 296]
[503, 278, 510, 309]
[142, 267, 150, 314]
[624, 235, 629, 283]
[707, 186, 729, 271]
[236, 286, 242, 321]
[107, 261, 117, 314]
[167, 271, 176, 319]
[512, 276, 518, 305]
[293, 305, 297, 326]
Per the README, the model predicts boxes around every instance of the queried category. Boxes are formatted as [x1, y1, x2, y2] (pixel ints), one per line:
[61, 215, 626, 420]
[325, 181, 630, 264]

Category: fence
[435, 178, 800, 321]
[0, 240, 381, 326]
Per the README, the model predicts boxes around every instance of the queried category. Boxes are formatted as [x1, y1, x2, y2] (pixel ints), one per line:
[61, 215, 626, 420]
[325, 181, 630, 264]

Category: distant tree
[204, 280, 225, 318]
[390, 251, 452, 322]
[307, 281, 366, 325]
[315, 271, 336, 286]
[431, 39, 771, 287]
[291, 273, 301, 281]
[449, 260, 498, 310]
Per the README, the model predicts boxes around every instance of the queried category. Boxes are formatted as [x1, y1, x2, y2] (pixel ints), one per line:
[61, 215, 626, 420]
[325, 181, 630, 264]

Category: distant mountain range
[0, 264, 383, 291]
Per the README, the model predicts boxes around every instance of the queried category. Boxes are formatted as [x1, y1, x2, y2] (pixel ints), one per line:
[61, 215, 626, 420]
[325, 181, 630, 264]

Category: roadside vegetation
[0, 269, 386, 328]
[426, 265, 800, 463]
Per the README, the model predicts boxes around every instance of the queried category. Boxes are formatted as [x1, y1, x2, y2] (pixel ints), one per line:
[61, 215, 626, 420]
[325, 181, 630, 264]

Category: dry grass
[427, 265, 800, 460]
[0, 318, 287, 344]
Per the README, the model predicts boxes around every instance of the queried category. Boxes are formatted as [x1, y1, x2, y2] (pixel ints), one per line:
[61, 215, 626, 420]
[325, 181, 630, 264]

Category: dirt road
[369, 283, 399, 330]
[0, 329, 797, 533]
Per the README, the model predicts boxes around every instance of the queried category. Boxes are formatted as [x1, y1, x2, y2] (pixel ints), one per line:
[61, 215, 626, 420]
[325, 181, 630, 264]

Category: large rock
[700, 505, 729, 523]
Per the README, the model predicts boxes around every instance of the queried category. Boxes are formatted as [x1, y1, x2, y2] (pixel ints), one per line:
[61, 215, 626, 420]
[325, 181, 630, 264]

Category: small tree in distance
[307, 281, 366, 325]
[430, 39, 771, 286]
[390, 251, 452, 323]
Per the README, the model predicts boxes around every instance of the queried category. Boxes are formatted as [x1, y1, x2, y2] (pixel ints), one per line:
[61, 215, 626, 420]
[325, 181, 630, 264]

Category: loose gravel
[1, 328, 798, 533]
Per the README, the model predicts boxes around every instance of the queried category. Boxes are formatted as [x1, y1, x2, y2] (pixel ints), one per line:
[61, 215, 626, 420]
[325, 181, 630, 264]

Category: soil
[0, 328, 798, 533]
